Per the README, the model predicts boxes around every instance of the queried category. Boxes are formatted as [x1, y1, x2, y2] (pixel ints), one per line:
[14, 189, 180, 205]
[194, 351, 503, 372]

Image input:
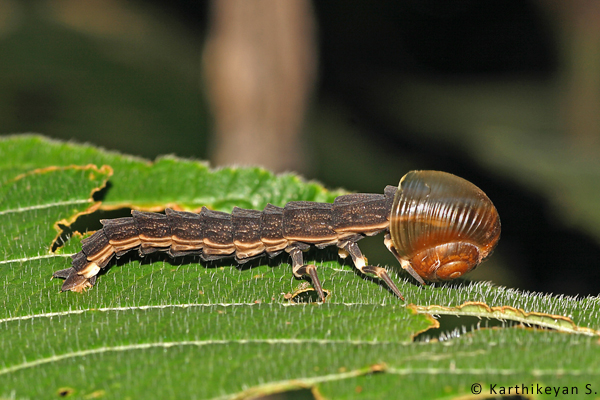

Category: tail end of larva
[52, 252, 99, 292]
[53, 266, 96, 292]
[53, 268, 95, 292]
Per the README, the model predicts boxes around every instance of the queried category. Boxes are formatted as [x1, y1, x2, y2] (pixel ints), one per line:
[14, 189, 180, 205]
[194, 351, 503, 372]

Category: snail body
[54, 170, 500, 301]
[388, 171, 500, 285]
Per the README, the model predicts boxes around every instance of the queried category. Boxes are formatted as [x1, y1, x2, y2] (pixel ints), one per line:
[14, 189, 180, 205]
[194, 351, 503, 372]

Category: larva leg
[343, 241, 405, 301]
[288, 246, 326, 302]
[383, 233, 426, 286]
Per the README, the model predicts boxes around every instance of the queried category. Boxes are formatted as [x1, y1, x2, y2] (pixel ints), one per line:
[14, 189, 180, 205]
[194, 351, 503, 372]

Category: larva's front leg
[287, 244, 325, 301]
[383, 232, 425, 286]
[342, 240, 404, 301]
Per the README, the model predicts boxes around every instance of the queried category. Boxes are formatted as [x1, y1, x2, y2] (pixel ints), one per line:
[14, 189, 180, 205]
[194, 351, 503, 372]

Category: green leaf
[1, 135, 599, 399]
[2, 134, 340, 211]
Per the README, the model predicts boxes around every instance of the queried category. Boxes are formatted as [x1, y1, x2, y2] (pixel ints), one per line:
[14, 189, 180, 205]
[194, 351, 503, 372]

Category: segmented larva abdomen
[65, 191, 393, 291]
[71, 207, 278, 279]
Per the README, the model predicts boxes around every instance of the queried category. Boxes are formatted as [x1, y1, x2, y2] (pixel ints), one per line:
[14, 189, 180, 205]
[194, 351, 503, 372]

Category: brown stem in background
[203, 0, 317, 173]
[540, 0, 600, 146]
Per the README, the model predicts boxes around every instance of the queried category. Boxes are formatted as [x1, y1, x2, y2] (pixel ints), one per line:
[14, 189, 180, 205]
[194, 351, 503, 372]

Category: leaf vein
[0, 340, 398, 377]
[0, 253, 74, 266]
[0, 199, 91, 215]
[0, 302, 391, 324]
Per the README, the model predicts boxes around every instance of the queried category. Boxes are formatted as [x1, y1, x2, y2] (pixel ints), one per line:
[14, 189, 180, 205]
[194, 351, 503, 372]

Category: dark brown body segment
[53, 185, 402, 299]
[259, 204, 286, 255]
[283, 202, 337, 244]
[102, 217, 140, 256]
[165, 208, 203, 257]
[231, 208, 264, 261]
[333, 191, 392, 236]
[201, 209, 235, 258]
[134, 211, 172, 254]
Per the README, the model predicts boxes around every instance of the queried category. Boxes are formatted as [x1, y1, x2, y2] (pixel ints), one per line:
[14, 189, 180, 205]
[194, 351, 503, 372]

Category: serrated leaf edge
[410, 301, 599, 336]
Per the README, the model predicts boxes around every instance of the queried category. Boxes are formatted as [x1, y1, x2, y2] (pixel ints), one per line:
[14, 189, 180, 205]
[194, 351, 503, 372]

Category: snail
[53, 170, 500, 301]
[388, 170, 500, 286]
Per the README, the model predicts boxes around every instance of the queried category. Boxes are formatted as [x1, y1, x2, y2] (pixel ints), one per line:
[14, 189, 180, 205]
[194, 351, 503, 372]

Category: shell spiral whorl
[389, 170, 501, 282]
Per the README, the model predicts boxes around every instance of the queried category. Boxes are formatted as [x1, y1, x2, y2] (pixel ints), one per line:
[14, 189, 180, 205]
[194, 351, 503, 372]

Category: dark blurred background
[1, 0, 599, 296]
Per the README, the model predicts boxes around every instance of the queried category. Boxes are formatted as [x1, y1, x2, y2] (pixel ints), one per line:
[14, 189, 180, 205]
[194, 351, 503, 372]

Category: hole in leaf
[252, 388, 315, 400]
[56, 387, 75, 397]
[92, 180, 112, 202]
[53, 208, 133, 252]
[288, 287, 330, 303]
[413, 315, 517, 342]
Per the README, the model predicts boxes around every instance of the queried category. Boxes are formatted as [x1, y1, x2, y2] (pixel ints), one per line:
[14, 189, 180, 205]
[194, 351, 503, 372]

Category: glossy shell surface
[389, 170, 500, 281]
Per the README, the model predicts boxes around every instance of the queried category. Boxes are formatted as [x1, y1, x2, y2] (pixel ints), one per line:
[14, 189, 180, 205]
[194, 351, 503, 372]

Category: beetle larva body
[53, 170, 500, 301]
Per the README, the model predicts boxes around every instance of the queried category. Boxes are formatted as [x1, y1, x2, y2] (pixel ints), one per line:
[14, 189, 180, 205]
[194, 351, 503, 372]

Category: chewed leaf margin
[411, 301, 599, 336]
[43, 165, 113, 243]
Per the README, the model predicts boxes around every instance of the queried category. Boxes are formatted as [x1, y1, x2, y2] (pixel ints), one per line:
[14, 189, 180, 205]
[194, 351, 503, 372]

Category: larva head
[389, 171, 500, 282]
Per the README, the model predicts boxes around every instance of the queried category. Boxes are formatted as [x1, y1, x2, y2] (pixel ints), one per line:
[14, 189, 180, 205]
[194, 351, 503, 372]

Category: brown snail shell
[389, 170, 500, 282]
